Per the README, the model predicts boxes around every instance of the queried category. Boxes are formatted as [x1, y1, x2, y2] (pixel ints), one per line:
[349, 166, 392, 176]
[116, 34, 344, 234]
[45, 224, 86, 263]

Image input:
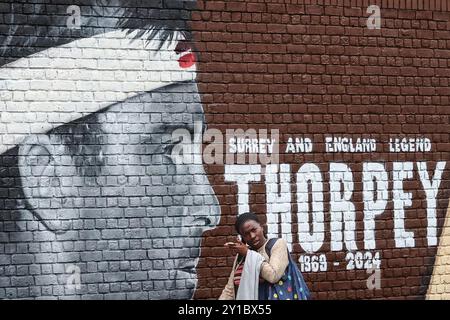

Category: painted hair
[0, 0, 196, 65]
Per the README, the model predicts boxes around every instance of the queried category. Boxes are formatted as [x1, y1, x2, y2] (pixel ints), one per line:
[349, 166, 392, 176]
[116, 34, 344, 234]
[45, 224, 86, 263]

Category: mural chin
[169, 270, 198, 300]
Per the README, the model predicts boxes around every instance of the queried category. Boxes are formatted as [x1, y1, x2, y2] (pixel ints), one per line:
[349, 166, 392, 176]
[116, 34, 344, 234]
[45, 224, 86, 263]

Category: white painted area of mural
[224, 148, 447, 273]
[0, 29, 196, 155]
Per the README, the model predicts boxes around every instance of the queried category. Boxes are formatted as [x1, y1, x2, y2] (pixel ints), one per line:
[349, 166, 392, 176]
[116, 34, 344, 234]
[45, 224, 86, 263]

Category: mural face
[2, 83, 220, 299]
[0, 0, 220, 299]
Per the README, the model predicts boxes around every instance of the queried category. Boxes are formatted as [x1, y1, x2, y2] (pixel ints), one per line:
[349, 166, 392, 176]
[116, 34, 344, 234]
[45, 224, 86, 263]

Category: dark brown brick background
[192, 0, 450, 300]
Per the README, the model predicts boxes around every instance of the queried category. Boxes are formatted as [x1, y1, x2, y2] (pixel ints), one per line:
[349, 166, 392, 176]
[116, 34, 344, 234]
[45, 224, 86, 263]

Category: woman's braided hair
[235, 212, 261, 234]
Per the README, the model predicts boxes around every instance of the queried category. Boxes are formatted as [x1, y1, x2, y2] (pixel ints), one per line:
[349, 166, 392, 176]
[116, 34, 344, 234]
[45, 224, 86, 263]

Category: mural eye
[163, 140, 183, 164]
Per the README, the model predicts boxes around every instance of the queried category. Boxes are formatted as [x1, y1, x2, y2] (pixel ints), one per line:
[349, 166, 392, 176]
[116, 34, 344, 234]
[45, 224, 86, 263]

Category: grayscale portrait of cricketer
[0, 0, 220, 299]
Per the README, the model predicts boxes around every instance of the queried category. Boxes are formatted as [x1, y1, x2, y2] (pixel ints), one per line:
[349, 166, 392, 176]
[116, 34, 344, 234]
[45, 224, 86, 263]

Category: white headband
[0, 29, 197, 154]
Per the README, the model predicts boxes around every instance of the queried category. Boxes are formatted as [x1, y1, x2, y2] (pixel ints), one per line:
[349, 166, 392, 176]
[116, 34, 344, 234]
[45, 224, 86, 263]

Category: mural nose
[190, 202, 220, 234]
[204, 183, 221, 232]
[191, 216, 213, 229]
[190, 163, 221, 233]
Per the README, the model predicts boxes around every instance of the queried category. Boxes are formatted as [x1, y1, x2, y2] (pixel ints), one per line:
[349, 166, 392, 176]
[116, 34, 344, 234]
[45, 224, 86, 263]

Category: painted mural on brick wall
[1, 0, 450, 300]
[0, 0, 220, 299]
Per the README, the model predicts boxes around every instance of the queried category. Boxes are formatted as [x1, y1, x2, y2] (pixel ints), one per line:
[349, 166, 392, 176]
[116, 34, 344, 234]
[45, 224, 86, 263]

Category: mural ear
[18, 134, 73, 234]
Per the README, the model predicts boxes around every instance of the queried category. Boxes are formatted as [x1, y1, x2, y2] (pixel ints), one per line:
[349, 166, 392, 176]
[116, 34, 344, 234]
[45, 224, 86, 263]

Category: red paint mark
[178, 52, 196, 69]
[175, 41, 196, 69]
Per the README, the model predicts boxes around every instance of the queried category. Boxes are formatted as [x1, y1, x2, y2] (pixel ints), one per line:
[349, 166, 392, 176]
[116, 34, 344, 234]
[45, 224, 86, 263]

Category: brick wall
[0, 0, 449, 300]
[193, 0, 450, 300]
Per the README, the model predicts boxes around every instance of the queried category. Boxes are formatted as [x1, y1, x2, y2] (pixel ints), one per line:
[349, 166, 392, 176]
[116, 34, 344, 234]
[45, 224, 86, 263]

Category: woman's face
[239, 220, 266, 250]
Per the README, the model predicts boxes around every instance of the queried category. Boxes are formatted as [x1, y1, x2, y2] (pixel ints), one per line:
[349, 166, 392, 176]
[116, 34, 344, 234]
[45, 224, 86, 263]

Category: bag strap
[264, 238, 279, 257]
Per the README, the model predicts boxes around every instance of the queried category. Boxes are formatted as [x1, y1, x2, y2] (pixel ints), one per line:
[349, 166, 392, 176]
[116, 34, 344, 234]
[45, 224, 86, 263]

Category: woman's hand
[224, 238, 249, 257]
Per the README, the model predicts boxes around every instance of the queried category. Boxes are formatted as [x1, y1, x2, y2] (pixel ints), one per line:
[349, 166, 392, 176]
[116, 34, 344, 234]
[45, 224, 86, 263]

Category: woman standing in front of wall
[219, 212, 290, 300]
